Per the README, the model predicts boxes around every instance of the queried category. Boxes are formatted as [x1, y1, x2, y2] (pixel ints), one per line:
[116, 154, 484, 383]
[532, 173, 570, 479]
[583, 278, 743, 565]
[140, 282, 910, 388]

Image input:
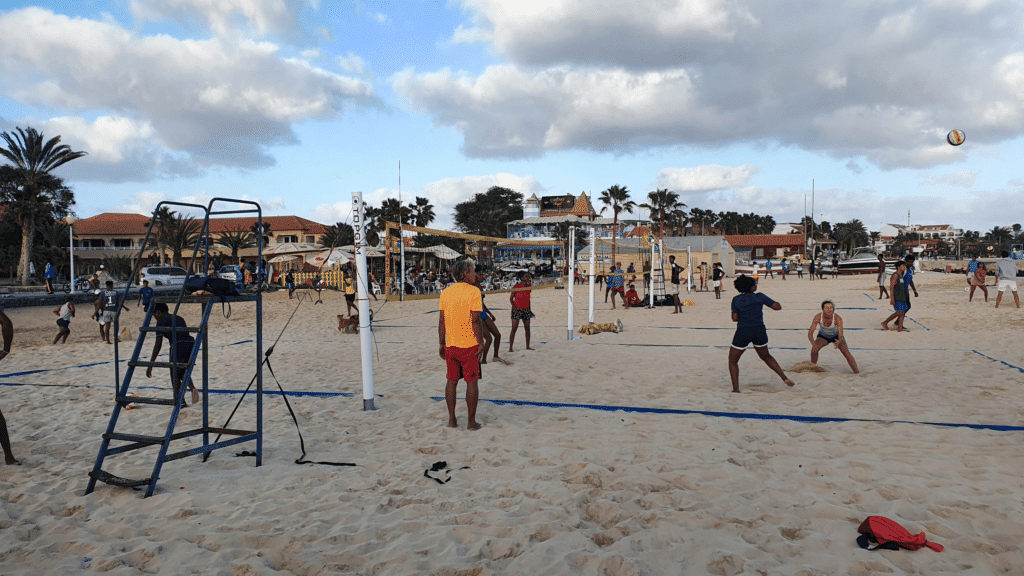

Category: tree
[0, 127, 86, 285]
[34, 219, 71, 278]
[406, 196, 436, 228]
[163, 213, 201, 268]
[1013, 223, 1022, 240]
[250, 221, 273, 248]
[552, 221, 590, 265]
[640, 189, 685, 240]
[689, 207, 717, 235]
[319, 222, 354, 248]
[146, 206, 175, 265]
[453, 186, 524, 238]
[986, 226, 1012, 253]
[598, 185, 635, 267]
[832, 219, 868, 255]
[217, 227, 256, 263]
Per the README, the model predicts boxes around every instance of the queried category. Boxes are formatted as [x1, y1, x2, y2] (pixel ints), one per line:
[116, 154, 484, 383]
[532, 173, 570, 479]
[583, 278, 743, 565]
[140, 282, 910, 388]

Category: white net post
[588, 225, 596, 323]
[352, 192, 375, 411]
[687, 246, 692, 294]
[567, 226, 575, 339]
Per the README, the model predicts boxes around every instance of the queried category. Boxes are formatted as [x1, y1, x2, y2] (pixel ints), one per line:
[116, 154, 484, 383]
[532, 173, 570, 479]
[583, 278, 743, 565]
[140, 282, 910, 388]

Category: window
[305, 236, 315, 243]
[112, 239, 133, 248]
[278, 235, 298, 243]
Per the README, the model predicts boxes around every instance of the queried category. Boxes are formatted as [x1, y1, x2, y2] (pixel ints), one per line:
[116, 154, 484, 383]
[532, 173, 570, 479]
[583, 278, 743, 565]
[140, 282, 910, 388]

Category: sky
[2, 0, 1024, 235]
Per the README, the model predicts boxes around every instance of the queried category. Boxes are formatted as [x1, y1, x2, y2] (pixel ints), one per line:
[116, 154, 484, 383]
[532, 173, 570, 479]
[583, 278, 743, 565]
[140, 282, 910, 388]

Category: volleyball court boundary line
[429, 397, 1024, 432]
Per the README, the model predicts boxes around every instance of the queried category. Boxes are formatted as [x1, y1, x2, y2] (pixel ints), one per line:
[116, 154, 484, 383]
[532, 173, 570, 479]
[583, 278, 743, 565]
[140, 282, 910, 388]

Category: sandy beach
[1, 270, 1023, 575]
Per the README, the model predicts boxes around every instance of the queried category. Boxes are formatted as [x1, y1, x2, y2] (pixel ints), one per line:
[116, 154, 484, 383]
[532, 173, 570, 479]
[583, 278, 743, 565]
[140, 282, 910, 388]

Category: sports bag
[857, 516, 943, 552]
[184, 275, 240, 297]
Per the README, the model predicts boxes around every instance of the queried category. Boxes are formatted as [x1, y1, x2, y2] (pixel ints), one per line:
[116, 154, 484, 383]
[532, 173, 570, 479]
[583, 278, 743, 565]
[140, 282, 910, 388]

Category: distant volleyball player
[438, 260, 486, 430]
[727, 275, 794, 393]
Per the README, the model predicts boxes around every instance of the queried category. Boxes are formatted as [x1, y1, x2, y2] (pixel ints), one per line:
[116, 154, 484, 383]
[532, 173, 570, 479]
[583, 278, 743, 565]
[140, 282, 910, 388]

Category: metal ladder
[86, 198, 264, 498]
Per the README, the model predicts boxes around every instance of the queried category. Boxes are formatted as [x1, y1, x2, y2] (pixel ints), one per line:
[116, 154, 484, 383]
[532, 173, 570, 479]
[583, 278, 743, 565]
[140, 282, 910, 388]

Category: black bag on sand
[184, 275, 240, 297]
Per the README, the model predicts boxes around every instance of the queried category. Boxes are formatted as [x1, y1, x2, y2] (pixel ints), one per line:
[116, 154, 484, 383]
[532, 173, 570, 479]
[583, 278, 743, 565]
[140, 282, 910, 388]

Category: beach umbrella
[265, 242, 321, 254]
[269, 254, 298, 263]
[309, 248, 351, 267]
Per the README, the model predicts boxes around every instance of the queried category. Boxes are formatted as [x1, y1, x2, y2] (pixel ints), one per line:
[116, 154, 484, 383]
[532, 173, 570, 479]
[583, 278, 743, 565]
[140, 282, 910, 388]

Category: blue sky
[2, 0, 1024, 234]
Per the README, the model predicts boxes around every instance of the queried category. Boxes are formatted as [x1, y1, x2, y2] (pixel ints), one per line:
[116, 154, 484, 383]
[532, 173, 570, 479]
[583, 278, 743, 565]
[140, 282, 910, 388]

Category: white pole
[686, 246, 692, 293]
[648, 239, 656, 307]
[68, 217, 76, 292]
[567, 226, 575, 340]
[352, 192, 375, 411]
[588, 225, 596, 324]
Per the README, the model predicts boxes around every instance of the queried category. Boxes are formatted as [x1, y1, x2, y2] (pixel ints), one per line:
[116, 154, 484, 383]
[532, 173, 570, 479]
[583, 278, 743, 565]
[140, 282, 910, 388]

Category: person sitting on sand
[881, 261, 910, 332]
[0, 309, 20, 465]
[53, 298, 75, 344]
[623, 283, 642, 308]
[969, 262, 988, 303]
[438, 259, 485, 430]
[807, 299, 859, 373]
[727, 275, 794, 393]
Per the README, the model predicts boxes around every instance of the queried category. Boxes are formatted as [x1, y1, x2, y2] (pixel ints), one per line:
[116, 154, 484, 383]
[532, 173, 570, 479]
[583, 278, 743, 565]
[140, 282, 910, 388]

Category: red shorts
[445, 345, 480, 382]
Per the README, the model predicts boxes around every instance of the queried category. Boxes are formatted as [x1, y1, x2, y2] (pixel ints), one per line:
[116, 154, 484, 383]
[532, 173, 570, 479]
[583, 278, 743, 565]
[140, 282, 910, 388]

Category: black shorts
[56, 318, 70, 329]
[731, 325, 769, 349]
[345, 293, 355, 303]
[817, 332, 839, 344]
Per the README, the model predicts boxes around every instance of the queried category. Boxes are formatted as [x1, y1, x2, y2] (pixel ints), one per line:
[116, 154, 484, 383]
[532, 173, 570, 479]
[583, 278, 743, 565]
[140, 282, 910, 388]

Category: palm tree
[689, 207, 716, 235]
[249, 221, 273, 249]
[217, 228, 256, 264]
[640, 189, 686, 240]
[0, 127, 86, 285]
[319, 222, 354, 248]
[986, 226, 1012, 253]
[598, 185, 635, 266]
[162, 214, 201, 268]
[407, 196, 436, 228]
[146, 206, 175, 265]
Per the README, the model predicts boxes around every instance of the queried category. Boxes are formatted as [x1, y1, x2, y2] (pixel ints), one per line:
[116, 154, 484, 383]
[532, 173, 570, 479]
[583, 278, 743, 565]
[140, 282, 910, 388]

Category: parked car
[218, 265, 243, 283]
[138, 266, 188, 286]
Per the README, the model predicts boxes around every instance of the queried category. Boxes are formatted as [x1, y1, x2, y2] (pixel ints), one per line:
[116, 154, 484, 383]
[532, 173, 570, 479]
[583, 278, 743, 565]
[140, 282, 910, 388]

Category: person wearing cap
[807, 299, 859, 373]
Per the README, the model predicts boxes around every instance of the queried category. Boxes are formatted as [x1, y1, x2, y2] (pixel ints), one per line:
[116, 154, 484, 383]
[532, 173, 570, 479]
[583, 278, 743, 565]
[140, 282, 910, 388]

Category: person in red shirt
[508, 272, 535, 352]
[623, 284, 642, 308]
[439, 260, 485, 430]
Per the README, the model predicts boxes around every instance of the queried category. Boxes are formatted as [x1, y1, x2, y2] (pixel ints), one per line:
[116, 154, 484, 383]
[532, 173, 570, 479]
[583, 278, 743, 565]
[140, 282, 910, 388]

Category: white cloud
[656, 165, 759, 194]
[370, 12, 388, 24]
[0, 8, 382, 182]
[114, 190, 286, 217]
[129, 0, 318, 39]
[337, 52, 368, 76]
[393, 0, 1024, 169]
[921, 169, 977, 188]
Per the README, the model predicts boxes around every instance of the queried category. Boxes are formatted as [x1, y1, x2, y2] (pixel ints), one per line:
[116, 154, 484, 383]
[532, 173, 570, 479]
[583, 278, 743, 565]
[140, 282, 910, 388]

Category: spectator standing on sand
[994, 250, 1021, 309]
[285, 271, 295, 299]
[44, 262, 56, 294]
[779, 258, 788, 280]
[808, 259, 815, 281]
[509, 272, 536, 352]
[669, 255, 683, 313]
[876, 254, 889, 299]
[609, 262, 625, 310]
[137, 279, 154, 311]
[969, 262, 988, 303]
[764, 259, 773, 279]
[53, 298, 75, 344]
[438, 260, 485, 430]
[727, 275, 794, 393]
[712, 262, 724, 299]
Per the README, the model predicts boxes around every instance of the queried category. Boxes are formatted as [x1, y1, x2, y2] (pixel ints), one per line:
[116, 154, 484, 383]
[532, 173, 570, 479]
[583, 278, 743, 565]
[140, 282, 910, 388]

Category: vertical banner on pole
[352, 192, 376, 411]
[567, 227, 575, 340]
[588, 226, 596, 324]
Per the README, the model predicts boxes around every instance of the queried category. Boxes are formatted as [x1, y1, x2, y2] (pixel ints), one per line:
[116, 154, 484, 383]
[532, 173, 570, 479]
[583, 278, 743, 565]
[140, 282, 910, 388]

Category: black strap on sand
[208, 301, 354, 467]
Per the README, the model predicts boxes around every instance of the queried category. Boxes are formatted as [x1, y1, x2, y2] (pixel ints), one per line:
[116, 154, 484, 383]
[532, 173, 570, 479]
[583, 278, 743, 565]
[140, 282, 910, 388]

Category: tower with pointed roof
[524, 193, 540, 218]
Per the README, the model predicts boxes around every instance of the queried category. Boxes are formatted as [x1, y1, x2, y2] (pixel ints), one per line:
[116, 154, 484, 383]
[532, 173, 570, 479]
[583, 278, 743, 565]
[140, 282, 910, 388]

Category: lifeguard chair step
[116, 395, 177, 406]
[89, 470, 153, 488]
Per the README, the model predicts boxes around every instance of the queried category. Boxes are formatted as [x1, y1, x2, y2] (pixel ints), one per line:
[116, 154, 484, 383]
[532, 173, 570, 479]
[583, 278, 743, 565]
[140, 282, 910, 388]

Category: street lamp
[67, 215, 76, 292]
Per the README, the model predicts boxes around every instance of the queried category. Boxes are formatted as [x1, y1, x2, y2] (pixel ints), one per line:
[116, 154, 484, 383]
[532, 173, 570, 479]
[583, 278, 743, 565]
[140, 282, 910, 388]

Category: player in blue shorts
[728, 275, 794, 393]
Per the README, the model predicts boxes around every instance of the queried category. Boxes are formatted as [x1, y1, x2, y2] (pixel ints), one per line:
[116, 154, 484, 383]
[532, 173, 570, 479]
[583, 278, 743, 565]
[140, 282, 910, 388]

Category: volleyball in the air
[947, 129, 965, 146]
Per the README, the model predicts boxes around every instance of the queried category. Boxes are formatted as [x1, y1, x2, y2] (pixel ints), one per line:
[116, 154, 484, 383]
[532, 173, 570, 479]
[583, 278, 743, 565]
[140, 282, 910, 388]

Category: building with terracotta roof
[67, 213, 330, 272]
[724, 234, 807, 259]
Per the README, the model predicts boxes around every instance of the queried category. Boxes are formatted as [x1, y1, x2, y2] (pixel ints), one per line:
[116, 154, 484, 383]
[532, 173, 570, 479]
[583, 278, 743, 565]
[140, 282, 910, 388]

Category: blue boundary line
[429, 397, 1024, 432]
[905, 316, 930, 331]
[863, 293, 875, 302]
[588, 343, 951, 351]
[972, 350, 1024, 374]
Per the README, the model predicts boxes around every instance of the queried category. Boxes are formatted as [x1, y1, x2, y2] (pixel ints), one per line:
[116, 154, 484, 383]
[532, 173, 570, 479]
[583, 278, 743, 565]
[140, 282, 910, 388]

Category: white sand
[2, 272, 1023, 575]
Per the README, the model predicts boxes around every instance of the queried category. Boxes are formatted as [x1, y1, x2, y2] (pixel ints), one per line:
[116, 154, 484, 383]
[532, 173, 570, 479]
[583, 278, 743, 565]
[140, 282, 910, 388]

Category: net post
[567, 226, 575, 340]
[588, 225, 596, 324]
[353, 192, 375, 411]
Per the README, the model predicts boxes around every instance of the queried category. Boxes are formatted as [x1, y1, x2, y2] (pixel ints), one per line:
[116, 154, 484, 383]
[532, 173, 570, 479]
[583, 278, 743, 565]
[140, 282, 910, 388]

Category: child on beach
[53, 298, 75, 344]
[807, 299, 859, 373]
[623, 284, 642, 308]
[727, 275, 794, 393]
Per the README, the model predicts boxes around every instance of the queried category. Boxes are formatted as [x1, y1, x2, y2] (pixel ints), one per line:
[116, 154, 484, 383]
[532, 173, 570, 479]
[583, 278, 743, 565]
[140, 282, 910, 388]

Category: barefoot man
[439, 260, 485, 430]
[0, 310, 20, 465]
